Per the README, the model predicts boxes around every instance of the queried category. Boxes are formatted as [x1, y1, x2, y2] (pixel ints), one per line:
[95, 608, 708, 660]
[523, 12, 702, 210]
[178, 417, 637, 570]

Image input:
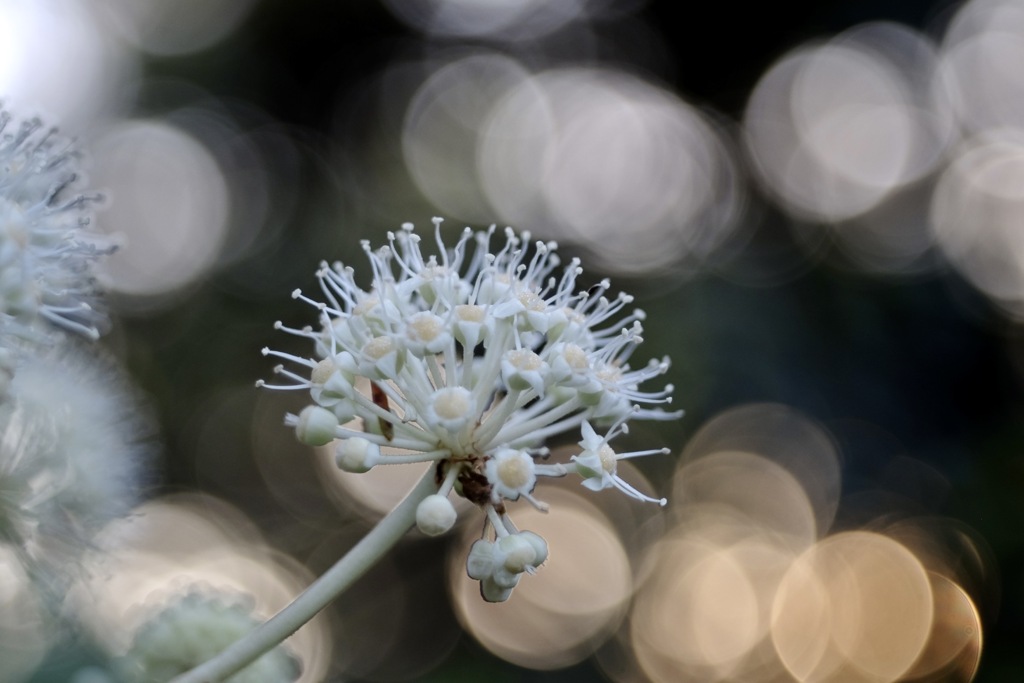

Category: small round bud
[517, 531, 549, 566]
[415, 494, 457, 536]
[295, 405, 339, 446]
[498, 533, 537, 573]
[335, 437, 379, 473]
[467, 539, 496, 580]
[489, 566, 521, 590]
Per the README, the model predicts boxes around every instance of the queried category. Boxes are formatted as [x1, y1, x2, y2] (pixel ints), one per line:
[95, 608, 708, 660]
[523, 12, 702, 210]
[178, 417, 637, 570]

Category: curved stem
[170, 468, 438, 683]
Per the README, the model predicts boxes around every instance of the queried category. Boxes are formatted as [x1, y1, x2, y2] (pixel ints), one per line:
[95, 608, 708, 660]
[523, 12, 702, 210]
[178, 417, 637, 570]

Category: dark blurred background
[4, 0, 1020, 680]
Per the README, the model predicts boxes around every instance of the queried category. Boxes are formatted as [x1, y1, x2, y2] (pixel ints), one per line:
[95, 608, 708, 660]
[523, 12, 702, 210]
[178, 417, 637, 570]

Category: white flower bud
[467, 539, 497, 581]
[480, 576, 515, 603]
[415, 494, 457, 536]
[334, 437, 380, 473]
[294, 405, 339, 446]
[498, 533, 537, 573]
[310, 357, 360, 422]
[490, 566, 521, 590]
[517, 530, 549, 566]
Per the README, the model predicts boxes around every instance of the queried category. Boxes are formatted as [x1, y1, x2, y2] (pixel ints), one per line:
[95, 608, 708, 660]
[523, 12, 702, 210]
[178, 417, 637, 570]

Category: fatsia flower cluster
[261, 218, 680, 602]
[0, 107, 144, 593]
[0, 107, 112, 341]
[0, 343, 149, 588]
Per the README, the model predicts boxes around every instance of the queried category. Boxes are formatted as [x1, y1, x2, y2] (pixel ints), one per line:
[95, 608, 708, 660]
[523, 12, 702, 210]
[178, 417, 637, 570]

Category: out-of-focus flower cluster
[116, 591, 299, 683]
[0, 343, 147, 586]
[0, 107, 264, 683]
[262, 217, 679, 601]
[0, 107, 112, 341]
[0, 107, 144, 588]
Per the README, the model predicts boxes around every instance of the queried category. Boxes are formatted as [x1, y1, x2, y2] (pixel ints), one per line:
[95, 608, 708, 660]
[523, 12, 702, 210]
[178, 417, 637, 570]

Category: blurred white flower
[261, 218, 679, 601]
[117, 590, 298, 683]
[0, 107, 113, 340]
[0, 340, 152, 589]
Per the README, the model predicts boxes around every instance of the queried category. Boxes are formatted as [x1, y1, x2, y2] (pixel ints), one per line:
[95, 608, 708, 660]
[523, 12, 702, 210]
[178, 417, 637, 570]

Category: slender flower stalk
[177, 218, 681, 681]
[169, 468, 437, 683]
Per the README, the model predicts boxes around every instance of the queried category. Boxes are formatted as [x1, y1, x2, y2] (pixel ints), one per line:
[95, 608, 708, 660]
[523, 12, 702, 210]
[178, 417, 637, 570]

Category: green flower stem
[170, 467, 438, 683]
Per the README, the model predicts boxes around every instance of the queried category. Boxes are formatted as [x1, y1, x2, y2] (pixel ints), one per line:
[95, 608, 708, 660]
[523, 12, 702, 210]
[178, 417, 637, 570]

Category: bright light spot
[91, 119, 231, 302]
[677, 403, 842, 542]
[0, 1, 136, 126]
[745, 24, 953, 222]
[450, 488, 633, 669]
[480, 67, 743, 274]
[676, 451, 818, 547]
[904, 573, 983, 682]
[403, 53, 533, 224]
[632, 534, 797, 682]
[930, 131, 1024, 318]
[381, 0, 588, 41]
[631, 405, 989, 683]
[94, 0, 258, 56]
[768, 547, 834, 682]
[834, 182, 941, 275]
[771, 532, 933, 683]
[939, 0, 1024, 134]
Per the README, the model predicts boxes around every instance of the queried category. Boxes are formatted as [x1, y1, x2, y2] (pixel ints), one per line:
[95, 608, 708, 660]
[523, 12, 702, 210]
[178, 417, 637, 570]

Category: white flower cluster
[0, 106, 112, 341]
[0, 107, 143, 603]
[117, 591, 299, 683]
[261, 218, 679, 601]
[0, 342, 149, 590]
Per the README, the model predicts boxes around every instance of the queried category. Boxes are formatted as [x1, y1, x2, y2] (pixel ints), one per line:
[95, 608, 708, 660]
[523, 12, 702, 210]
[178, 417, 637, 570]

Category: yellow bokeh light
[771, 531, 933, 683]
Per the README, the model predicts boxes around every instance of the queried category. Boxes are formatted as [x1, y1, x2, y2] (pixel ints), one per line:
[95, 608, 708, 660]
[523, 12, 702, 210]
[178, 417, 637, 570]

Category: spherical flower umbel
[260, 218, 680, 601]
[116, 590, 299, 683]
[0, 106, 113, 340]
